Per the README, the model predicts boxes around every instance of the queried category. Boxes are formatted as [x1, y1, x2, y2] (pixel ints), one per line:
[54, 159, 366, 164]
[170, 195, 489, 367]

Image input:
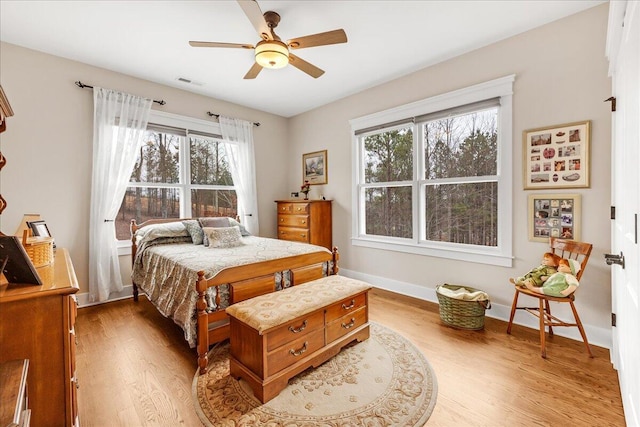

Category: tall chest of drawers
[275, 199, 332, 250]
[0, 249, 80, 427]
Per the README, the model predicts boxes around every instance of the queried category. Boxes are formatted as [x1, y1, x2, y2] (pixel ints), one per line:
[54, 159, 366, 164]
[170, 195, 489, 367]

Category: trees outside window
[115, 129, 236, 240]
[351, 76, 514, 266]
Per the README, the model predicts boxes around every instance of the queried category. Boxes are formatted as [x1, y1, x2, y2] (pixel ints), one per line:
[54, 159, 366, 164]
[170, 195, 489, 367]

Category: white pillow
[202, 226, 243, 248]
[135, 221, 188, 244]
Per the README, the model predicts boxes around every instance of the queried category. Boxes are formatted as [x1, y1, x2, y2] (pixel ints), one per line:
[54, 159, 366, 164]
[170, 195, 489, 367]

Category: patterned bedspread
[132, 236, 330, 347]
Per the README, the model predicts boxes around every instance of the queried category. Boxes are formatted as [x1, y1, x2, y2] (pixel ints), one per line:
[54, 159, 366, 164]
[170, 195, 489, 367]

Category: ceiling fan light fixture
[255, 40, 289, 69]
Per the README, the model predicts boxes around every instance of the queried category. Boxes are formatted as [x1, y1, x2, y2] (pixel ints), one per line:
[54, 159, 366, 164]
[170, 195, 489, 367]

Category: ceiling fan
[189, 0, 347, 79]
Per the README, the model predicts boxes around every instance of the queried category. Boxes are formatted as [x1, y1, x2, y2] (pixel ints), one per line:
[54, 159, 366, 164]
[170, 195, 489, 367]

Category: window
[115, 111, 237, 241]
[350, 76, 514, 266]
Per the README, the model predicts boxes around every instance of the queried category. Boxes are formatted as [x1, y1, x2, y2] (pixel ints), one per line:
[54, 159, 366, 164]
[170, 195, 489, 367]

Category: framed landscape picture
[528, 194, 581, 242]
[523, 121, 590, 190]
[303, 150, 327, 185]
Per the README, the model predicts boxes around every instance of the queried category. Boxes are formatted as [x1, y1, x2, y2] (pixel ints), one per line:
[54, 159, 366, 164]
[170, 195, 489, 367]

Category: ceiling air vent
[176, 77, 203, 86]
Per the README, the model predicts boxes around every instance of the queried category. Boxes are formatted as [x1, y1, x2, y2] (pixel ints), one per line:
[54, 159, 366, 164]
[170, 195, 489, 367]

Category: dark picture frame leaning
[27, 220, 52, 238]
[302, 150, 328, 185]
[523, 120, 590, 190]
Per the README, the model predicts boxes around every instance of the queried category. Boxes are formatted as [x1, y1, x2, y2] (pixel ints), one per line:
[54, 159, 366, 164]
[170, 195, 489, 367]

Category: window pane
[363, 127, 413, 183]
[365, 186, 412, 238]
[425, 182, 497, 246]
[190, 137, 233, 186]
[191, 189, 237, 218]
[115, 187, 180, 240]
[131, 131, 180, 183]
[423, 108, 497, 179]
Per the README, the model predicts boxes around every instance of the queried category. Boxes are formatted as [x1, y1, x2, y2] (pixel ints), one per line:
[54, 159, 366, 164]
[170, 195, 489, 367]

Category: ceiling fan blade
[243, 62, 263, 79]
[289, 53, 325, 79]
[288, 29, 347, 49]
[189, 41, 254, 49]
[237, 0, 271, 40]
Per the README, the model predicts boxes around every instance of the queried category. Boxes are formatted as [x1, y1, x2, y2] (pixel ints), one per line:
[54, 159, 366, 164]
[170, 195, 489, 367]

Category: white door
[607, 2, 639, 426]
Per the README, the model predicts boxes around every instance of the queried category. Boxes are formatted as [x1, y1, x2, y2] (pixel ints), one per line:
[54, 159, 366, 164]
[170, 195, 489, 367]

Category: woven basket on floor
[436, 284, 491, 330]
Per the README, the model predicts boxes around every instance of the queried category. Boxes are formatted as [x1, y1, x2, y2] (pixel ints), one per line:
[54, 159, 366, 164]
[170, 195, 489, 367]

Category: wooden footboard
[196, 247, 339, 374]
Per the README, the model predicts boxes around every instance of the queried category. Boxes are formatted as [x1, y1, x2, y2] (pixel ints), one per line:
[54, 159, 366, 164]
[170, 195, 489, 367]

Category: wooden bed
[130, 218, 339, 374]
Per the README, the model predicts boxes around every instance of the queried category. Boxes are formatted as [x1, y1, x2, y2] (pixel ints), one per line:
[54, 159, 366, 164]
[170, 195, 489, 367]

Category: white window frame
[349, 75, 514, 267]
[117, 110, 235, 254]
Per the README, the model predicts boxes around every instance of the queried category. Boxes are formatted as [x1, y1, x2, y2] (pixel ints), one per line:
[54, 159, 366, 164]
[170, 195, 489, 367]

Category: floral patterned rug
[192, 322, 438, 426]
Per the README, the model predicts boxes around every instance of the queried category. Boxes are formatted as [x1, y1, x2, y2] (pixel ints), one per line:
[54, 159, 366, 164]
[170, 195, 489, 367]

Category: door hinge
[611, 206, 615, 220]
[605, 96, 616, 112]
[612, 313, 617, 327]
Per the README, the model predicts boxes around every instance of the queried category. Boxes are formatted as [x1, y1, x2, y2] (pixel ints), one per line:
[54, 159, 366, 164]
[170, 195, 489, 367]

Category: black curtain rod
[75, 81, 166, 105]
[207, 111, 260, 127]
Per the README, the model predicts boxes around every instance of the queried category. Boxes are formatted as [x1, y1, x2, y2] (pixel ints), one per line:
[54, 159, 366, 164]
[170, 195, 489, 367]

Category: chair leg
[539, 298, 547, 358]
[570, 301, 594, 358]
[507, 290, 520, 334]
[544, 299, 554, 336]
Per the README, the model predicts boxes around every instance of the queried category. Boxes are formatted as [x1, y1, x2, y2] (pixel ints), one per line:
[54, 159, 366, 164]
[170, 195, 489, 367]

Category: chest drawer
[266, 328, 325, 376]
[325, 292, 367, 321]
[278, 214, 310, 228]
[278, 226, 309, 243]
[266, 310, 324, 352]
[326, 307, 368, 343]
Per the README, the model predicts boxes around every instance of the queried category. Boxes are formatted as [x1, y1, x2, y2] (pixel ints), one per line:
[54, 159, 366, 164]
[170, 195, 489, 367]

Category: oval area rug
[192, 322, 438, 426]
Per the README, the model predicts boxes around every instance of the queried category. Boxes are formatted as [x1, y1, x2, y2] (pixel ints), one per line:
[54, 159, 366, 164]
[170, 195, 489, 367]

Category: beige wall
[0, 4, 613, 346]
[0, 42, 288, 298]
[287, 4, 613, 345]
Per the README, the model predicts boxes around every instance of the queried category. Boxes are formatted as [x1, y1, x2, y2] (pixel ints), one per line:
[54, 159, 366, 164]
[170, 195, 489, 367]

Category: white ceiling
[0, 1, 605, 118]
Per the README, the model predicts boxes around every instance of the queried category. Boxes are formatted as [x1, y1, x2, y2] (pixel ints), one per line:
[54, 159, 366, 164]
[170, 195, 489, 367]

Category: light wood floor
[76, 289, 626, 426]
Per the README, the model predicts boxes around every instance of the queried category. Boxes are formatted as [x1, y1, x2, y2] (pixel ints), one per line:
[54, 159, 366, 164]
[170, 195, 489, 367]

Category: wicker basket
[21, 231, 54, 268]
[436, 284, 491, 330]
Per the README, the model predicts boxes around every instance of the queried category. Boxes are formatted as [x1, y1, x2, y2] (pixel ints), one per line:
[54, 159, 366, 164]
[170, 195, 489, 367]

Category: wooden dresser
[275, 199, 332, 250]
[0, 249, 79, 427]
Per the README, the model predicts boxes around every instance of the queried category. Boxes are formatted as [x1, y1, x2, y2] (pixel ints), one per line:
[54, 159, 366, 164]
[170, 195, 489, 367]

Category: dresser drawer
[266, 310, 324, 352]
[278, 203, 293, 214]
[278, 214, 310, 228]
[326, 307, 368, 343]
[266, 328, 325, 376]
[290, 203, 310, 214]
[325, 292, 367, 321]
[278, 226, 309, 243]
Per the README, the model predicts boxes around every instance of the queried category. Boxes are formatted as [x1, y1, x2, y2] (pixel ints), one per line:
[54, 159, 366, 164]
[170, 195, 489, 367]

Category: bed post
[130, 219, 139, 301]
[196, 271, 209, 374]
[332, 247, 339, 275]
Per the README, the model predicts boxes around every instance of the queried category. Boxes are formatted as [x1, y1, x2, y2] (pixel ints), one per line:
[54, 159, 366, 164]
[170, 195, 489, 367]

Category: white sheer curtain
[89, 88, 152, 302]
[219, 116, 259, 234]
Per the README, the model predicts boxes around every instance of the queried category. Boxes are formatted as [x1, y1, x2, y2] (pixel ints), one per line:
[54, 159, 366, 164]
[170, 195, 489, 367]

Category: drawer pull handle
[342, 318, 356, 329]
[342, 300, 356, 310]
[290, 341, 308, 357]
[296, 207, 302, 211]
[301, 220, 306, 224]
[300, 234, 307, 238]
[288, 320, 307, 333]
[280, 218, 284, 222]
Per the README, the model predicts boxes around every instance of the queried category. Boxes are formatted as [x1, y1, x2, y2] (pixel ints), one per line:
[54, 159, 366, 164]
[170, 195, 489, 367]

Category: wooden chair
[506, 237, 593, 358]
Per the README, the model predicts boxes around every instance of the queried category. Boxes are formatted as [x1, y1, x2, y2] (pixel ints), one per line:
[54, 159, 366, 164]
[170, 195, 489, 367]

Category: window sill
[351, 236, 513, 267]
[117, 240, 132, 257]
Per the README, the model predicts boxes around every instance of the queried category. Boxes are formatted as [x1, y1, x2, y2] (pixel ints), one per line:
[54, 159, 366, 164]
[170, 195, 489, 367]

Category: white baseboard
[339, 268, 612, 350]
[76, 285, 134, 308]
[79, 270, 612, 350]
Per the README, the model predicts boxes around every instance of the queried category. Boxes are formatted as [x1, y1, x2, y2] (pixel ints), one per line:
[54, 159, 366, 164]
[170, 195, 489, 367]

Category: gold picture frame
[528, 193, 581, 242]
[302, 150, 327, 185]
[523, 120, 590, 190]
